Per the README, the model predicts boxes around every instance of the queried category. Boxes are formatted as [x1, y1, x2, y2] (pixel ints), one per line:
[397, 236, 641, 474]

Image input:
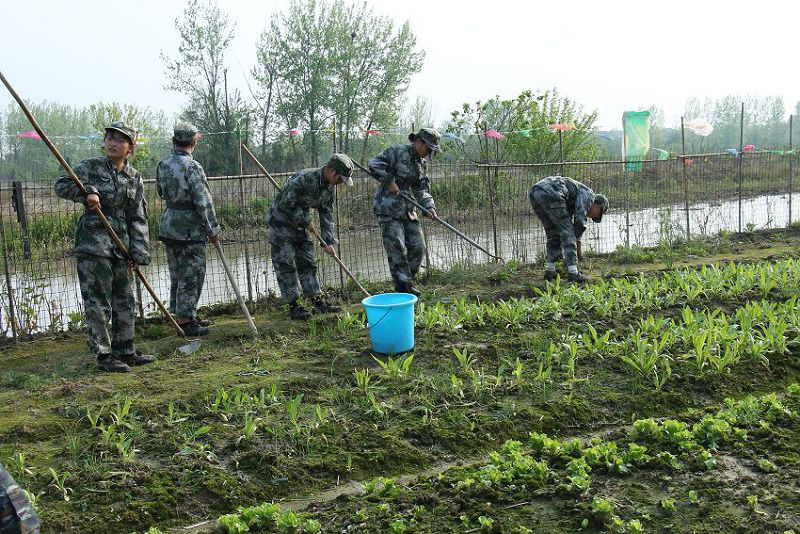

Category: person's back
[0, 466, 39, 534]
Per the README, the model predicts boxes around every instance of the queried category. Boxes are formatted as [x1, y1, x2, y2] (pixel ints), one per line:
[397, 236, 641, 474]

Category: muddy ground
[1, 227, 799, 533]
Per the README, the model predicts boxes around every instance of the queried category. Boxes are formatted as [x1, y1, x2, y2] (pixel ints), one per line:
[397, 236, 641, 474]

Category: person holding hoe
[54, 121, 154, 373]
[528, 175, 609, 283]
[267, 153, 355, 320]
[156, 122, 221, 337]
[369, 127, 441, 297]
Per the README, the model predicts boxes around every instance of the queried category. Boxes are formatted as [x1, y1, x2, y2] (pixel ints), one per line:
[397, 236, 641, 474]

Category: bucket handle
[366, 307, 394, 331]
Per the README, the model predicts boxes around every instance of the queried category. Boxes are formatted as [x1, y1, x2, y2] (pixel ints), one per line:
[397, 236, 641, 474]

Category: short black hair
[172, 137, 196, 148]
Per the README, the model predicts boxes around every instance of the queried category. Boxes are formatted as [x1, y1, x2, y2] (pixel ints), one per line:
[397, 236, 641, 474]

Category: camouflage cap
[408, 127, 441, 153]
[105, 121, 138, 144]
[327, 153, 354, 187]
[173, 122, 200, 144]
[592, 193, 609, 223]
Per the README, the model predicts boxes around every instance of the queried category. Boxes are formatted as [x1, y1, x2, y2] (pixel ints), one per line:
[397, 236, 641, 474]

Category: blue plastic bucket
[361, 292, 418, 354]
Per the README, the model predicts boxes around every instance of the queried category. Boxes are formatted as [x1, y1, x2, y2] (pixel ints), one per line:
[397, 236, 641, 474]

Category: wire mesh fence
[0, 147, 797, 338]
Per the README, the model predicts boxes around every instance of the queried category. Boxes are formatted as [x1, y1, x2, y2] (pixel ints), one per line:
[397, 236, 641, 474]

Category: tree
[252, 0, 423, 167]
[162, 0, 250, 174]
[447, 89, 598, 164]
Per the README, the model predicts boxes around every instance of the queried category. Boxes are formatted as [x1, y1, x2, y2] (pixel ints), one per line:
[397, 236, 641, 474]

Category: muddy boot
[119, 350, 156, 367]
[544, 270, 558, 282]
[312, 295, 342, 314]
[289, 301, 312, 320]
[568, 271, 589, 284]
[182, 319, 209, 336]
[394, 281, 418, 296]
[97, 354, 130, 373]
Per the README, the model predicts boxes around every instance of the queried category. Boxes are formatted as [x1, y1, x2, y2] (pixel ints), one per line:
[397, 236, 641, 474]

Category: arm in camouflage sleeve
[188, 165, 221, 238]
[572, 188, 593, 239]
[411, 162, 435, 211]
[54, 161, 96, 203]
[368, 147, 398, 188]
[125, 174, 151, 266]
[317, 198, 338, 246]
[277, 175, 310, 228]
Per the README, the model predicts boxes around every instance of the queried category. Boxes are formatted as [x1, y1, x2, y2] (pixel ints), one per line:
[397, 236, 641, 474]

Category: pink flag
[484, 129, 505, 139]
[548, 123, 572, 131]
[17, 131, 42, 140]
[742, 144, 755, 153]
[361, 129, 380, 135]
[288, 128, 300, 135]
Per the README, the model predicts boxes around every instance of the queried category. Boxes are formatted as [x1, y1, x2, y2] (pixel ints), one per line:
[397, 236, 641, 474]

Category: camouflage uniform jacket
[369, 144, 435, 221]
[533, 176, 596, 240]
[0, 465, 39, 533]
[266, 167, 338, 245]
[54, 156, 150, 265]
[156, 150, 221, 242]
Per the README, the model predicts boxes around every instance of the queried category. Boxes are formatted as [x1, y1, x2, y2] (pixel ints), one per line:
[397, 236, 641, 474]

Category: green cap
[105, 121, 138, 144]
[174, 122, 200, 144]
[592, 193, 609, 223]
[409, 127, 441, 153]
[327, 153, 354, 186]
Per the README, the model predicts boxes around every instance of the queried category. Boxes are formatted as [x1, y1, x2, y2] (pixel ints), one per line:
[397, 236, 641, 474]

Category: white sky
[1, 0, 798, 131]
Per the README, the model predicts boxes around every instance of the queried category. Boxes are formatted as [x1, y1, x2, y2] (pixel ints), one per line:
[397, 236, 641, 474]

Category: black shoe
[182, 320, 209, 336]
[289, 302, 312, 320]
[311, 296, 342, 314]
[195, 318, 212, 327]
[394, 282, 421, 297]
[544, 270, 558, 282]
[119, 350, 156, 366]
[97, 355, 130, 373]
[568, 271, 589, 284]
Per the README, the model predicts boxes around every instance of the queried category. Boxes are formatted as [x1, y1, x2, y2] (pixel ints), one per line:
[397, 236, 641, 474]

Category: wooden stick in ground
[0, 69, 186, 338]
[213, 240, 258, 338]
[242, 144, 371, 298]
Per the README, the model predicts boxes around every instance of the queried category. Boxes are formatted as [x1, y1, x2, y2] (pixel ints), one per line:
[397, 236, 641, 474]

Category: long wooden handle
[214, 241, 258, 339]
[351, 159, 505, 263]
[0, 69, 186, 338]
[307, 226, 370, 298]
[242, 144, 371, 297]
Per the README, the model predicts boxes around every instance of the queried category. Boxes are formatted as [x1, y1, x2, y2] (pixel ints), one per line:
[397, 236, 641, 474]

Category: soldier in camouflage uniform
[369, 128, 441, 297]
[55, 122, 154, 373]
[267, 154, 354, 320]
[0, 465, 39, 534]
[528, 176, 609, 283]
[157, 122, 221, 336]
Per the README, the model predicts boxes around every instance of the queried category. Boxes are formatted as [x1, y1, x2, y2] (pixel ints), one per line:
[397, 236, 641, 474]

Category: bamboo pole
[0, 69, 186, 338]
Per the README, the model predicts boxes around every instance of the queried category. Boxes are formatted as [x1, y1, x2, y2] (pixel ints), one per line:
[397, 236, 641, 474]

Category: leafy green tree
[162, 0, 251, 174]
[447, 89, 598, 164]
[253, 0, 423, 167]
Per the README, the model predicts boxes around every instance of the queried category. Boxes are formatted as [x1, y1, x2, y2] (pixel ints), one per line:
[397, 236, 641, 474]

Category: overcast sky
[2, 0, 798, 131]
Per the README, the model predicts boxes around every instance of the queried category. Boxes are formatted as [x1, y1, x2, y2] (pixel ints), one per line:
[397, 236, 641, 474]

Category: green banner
[623, 111, 651, 171]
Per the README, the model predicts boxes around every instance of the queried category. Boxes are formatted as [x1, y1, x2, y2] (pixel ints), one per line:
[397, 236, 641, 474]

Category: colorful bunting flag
[442, 132, 465, 143]
[361, 129, 380, 135]
[484, 129, 505, 140]
[684, 119, 714, 137]
[725, 148, 738, 156]
[17, 131, 42, 140]
[517, 130, 532, 137]
[288, 129, 300, 135]
[742, 144, 755, 153]
[548, 123, 571, 132]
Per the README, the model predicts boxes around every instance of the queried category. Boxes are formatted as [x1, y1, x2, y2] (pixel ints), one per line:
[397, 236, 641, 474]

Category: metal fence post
[789, 115, 794, 226]
[680, 117, 690, 240]
[237, 137, 254, 303]
[737, 102, 744, 233]
[0, 185, 18, 343]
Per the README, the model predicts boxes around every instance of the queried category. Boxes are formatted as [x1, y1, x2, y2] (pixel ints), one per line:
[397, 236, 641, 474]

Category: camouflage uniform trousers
[164, 241, 207, 319]
[0, 467, 40, 534]
[529, 186, 577, 266]
[76, 254, 137, 358]
[378, 216, 425, 285]
[269, 227, 321, 304]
